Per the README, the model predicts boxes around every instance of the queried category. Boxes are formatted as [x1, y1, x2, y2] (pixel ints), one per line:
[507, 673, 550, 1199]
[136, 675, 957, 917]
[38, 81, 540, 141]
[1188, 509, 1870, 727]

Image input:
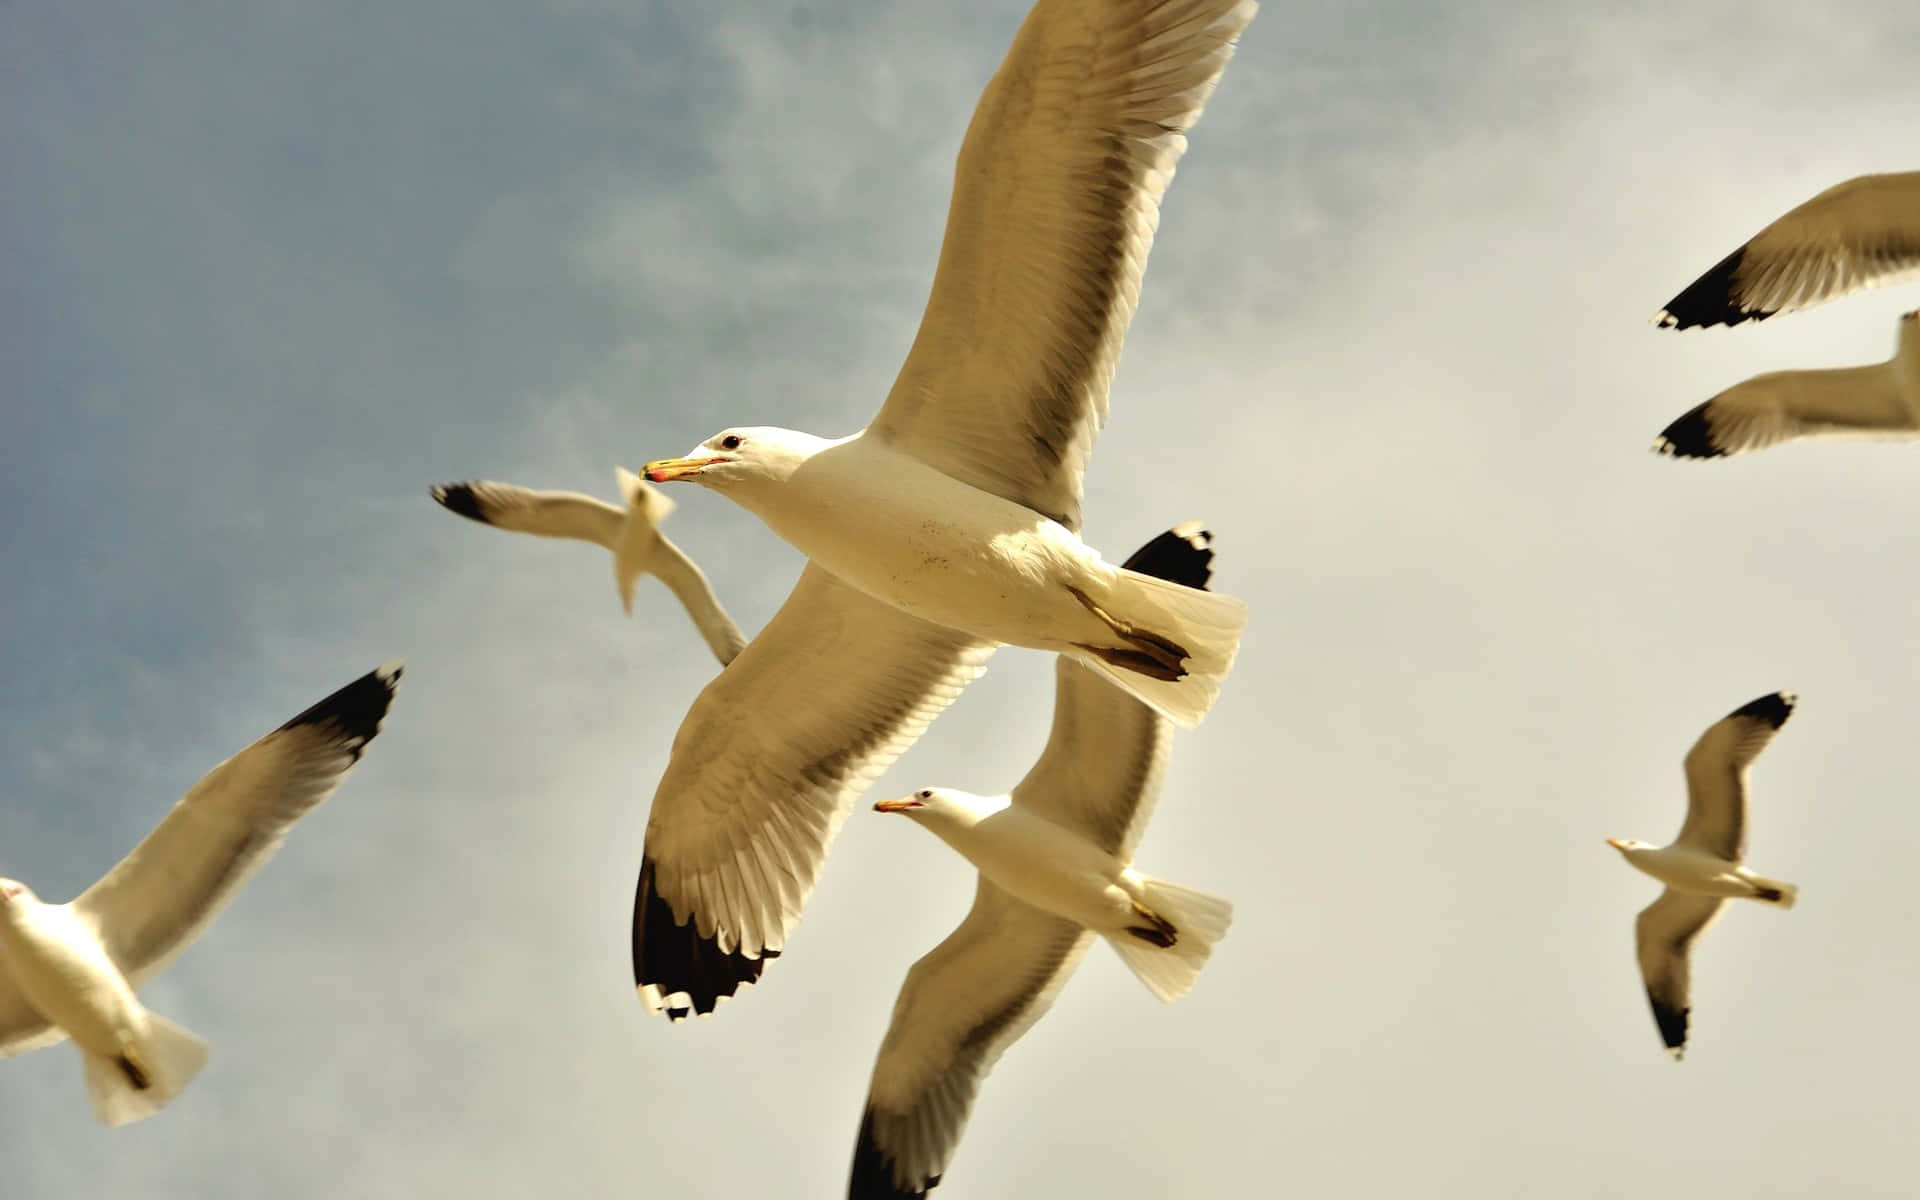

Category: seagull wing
[868, 0, 1258, 531]
[0, 970, 63, 1057]
[430, 480, 626, 547]
[72, 663, 401, 986]
[633, 567, 994, 1019]
[1657, 171, 1920, 328]
[1634, 889, 1727, 1059]
[1677, 690, 1796, 861]
[646, 535, 750, 666]
[1653, 361, 1914, 458]
[850, 879, 1093, 1198]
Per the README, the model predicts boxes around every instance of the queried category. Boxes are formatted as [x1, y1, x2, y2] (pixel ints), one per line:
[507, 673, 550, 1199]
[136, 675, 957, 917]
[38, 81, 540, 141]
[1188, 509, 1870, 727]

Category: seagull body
[851, 525, 1233, 1199]
[1655, 310, 1920, 457]
[0, 663, 401, 1124]
[1656, 171, 1920, 328]
[629, 0, 1257, 1020]
[1608, 691, 1799, 1060]
[431, 469, 745, 664]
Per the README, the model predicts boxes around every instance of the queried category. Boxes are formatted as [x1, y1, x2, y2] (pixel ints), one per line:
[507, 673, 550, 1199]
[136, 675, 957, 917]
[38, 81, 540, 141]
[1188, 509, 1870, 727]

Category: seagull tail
[1749, 876, 1798, 909]
[82, 1012, 209, 1127]
[1107, 877, 1234, 1005]
[611, 468, 675, 614]
[1076, 568, 1247, 729]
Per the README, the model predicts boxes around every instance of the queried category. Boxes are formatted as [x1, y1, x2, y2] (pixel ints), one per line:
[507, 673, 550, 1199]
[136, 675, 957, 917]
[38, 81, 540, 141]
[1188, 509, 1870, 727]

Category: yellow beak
[644, 456, 726, 484]
[1605, 838, 1630, 851]
[873, 798, 919, 814]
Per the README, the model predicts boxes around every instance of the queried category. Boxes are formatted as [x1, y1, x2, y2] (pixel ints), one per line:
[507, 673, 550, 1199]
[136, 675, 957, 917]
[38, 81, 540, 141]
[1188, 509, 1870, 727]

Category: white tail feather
[1752, 876, 1799, 909]
[82, 1013, 210, 1127]
[1107, 876, 1234, 1004]
[1073, 568, 1247, 729]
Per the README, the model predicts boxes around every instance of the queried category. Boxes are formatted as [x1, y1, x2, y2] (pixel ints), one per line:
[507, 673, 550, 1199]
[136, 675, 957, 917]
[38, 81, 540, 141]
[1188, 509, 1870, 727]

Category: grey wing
[1653, 360, 1915, 459]
[430, 480, 625, 546]
[1656, 171, 1920, 328]
[633, 568, 995, 1019]
[868, 0, 1258, 531]
[1012, 658, 1171, 859]
[1634, 889, 1727, 1059]
[850, 880, 1093, 1198]
[647, 535, 750, 666]
[0, 966, 64, 1058]
[74, 662, 402, 985]
[1677, 691, 1796, 860]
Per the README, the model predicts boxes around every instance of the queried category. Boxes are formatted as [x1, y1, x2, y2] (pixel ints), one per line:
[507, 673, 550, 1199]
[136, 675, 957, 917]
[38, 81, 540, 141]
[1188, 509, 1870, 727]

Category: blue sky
[5, 1, 1920, 1196]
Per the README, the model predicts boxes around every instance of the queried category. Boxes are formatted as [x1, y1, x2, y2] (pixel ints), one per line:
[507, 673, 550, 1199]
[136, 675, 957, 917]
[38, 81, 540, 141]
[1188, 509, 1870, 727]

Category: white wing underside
[443, 481, 633, 546]
[869, 0, 1258, 531]
[640, 567, 995, 962]
[859, 879, 1093, 1194]
[1677, 699, 1791, 861]
[1635, 888, 1726, 1046]
[0, 972, 64, 1057]
[1012, 657, 1171, 858]
[1691, 363, 1915, 455]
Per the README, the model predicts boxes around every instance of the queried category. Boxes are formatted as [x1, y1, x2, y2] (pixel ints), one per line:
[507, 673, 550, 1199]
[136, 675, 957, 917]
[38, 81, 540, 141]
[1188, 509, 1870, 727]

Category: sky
[5, 0, 1920, 1196]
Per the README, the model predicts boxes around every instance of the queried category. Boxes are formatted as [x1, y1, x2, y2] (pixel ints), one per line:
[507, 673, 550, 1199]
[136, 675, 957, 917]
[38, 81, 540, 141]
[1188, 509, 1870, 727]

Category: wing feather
[1634, 889, 1726, 1058]
[870, 0, 1258, 530]
[1677, 690, 1795, 861]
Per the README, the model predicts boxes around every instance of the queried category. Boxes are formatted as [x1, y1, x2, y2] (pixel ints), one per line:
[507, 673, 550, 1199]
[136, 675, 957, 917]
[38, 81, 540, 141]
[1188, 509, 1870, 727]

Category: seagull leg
[1125, 901, 1178, 948]
[117, 1048, 152, 1091]
[1064, 584, 1191, 679]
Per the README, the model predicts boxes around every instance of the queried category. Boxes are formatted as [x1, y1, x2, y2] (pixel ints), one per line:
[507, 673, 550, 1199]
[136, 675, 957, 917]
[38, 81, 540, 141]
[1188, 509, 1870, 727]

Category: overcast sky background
[5, 1, 1920, 1196]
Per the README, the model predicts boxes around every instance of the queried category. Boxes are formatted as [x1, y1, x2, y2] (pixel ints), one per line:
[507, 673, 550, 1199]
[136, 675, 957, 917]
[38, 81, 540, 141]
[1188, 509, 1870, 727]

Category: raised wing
[869, 0, 1258, 531]
[0, 967, 64, 1058]
[850, 880, 1093, 1198]
[1011, 524, 1211, 855]
[74, 663, 402, 985]
[1656, 172, 1920, 328]
[1676, 690, 1795, 861]
[1653, 361, 1915, 459]
[1634, 889, 1727, 1059]
[633, 568, 994, 1019]
[431, 480, 629, 547]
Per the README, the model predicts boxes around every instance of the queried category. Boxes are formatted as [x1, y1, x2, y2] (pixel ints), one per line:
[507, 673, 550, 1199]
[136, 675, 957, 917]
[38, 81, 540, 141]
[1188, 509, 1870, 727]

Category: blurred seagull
[849, 524, 1233, 1199]
[431, 470, 745, 665]
[1655, 171, 1920, 329]
[1608, 691, 1799, 1061]
[0, 663, 401, 1125]
[629, 0, 1256, 1020]
[1653, 309, 1920, 458]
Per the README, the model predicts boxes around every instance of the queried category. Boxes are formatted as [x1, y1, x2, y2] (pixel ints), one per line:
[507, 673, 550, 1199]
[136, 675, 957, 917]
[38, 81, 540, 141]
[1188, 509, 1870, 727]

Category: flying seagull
[1654, 171, 1920, 329]
[629, 0, 1256, 1020]
[431, 470, 746, 665]
[1653, 309, 1920, 458]
[0, 662, 401, 1124]
[849, 524, 1234, 1199]
[1607, 691, 1799, 1060]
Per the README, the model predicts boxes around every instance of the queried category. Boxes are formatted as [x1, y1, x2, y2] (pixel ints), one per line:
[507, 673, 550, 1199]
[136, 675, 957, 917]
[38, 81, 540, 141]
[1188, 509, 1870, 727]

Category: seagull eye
[720, 434, 743, 451]
[916, 790, 931, 800]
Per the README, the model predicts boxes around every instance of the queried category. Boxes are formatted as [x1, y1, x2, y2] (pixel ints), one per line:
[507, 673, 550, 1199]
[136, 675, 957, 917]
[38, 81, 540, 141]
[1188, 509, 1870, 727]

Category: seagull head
[1606, 838, 1652, 857]
[642, 427, 826, 493]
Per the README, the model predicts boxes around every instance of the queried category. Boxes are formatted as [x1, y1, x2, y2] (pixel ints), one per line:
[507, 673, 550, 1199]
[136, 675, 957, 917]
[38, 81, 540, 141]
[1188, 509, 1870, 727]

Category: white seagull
[1607, 691, 1799, 1061]
[629, 0, 1256, 1020]
[1655, 171, 1920, 329]
[849, 524, 1233, 1199]
[0, 662, 401, 1124]
[431, 471, 746, 664]
[1653, 309, 1920, 458]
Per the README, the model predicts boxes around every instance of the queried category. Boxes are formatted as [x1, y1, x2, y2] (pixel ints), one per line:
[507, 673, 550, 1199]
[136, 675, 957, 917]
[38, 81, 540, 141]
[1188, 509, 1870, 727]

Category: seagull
[1653, 309, 1920, 458]
[629, 0, 1256, 1020]
[1655, 171, 1920, 329]
[1607, 691, 1799, 1061]
[431, 470, 746, 665]
[848, 523, 1233, 1199]
[0, 662, 401, 1124]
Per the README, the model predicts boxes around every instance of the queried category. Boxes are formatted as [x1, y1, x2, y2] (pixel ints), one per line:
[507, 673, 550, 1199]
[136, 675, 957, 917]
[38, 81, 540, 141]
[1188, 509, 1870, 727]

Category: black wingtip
[275, 662, 402, 760]
[631, 856, 766, 1021]
[1648, 991, 1690, 1059]
[1655, 245, 1772, 330]
[1729, 690, 1796, 729]
[849, 1109, 934, 1199]
[430, 481, 491, 524]
[1120, 522, 1215, 591]
[1652, 402, 1726, 460]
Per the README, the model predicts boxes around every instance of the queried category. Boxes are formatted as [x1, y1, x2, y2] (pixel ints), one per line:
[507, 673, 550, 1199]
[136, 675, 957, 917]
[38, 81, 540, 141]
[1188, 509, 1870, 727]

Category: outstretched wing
[633, 568, 993, 1019]
[0, 969, 63, 1058]
[1634, 889, 1727, 1059]
[74, 663, 402, 985]
[1653, 361, 1913, 459]
[869, 0, 1258, 530]
[1676, 690, 1795, 861]
[430, 480, 627, 546]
